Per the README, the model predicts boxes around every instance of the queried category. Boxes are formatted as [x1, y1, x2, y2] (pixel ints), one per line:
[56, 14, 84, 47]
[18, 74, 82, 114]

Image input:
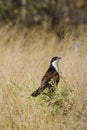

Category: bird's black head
[50, 56, 61, 64]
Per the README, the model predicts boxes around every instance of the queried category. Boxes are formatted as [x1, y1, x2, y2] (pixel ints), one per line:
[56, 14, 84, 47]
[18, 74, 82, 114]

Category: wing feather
[31, 66, 60, 97]
[40, 68, 59, 88]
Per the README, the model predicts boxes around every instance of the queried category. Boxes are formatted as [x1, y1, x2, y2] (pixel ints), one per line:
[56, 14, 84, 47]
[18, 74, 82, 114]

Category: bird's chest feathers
[52, 60, 59, 72]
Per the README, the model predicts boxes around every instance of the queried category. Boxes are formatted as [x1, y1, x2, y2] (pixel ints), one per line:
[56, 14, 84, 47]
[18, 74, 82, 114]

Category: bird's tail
[31, 84, 47, 97]
[31, 88, 41, 97]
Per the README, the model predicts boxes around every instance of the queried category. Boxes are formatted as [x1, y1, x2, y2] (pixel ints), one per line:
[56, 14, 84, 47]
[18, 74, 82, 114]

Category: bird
[31, 56, 61, 97]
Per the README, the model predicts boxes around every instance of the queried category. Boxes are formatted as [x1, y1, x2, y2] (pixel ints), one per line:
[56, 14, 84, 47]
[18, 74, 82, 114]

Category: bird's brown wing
[31, 68, 59, 97]
[40, 69, 59, 89]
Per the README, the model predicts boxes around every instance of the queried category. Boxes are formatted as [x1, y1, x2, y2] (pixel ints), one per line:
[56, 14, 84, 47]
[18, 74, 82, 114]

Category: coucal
[31, 56, 61, 97]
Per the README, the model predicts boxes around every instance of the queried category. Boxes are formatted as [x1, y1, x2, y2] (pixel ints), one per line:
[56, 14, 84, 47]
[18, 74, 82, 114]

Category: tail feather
[31, 88, 41, 97]
[31, 85, 46, 97]
[31, 84, 47, 97]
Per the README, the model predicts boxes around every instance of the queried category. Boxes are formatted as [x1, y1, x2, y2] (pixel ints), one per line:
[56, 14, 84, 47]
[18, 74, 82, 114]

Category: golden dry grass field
[0, 25, 87, 130]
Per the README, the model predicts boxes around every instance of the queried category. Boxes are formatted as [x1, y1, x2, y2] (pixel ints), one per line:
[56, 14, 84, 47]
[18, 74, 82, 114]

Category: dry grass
[0, 24, 87, 130]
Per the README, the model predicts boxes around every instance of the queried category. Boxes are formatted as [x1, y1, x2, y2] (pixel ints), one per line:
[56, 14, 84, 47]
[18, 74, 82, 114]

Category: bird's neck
[52, 61, 59, 72]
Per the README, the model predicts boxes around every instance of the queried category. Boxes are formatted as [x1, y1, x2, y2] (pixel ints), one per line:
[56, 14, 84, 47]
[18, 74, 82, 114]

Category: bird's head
[50, 56, 61, 72]
[50, 56, 61, 63]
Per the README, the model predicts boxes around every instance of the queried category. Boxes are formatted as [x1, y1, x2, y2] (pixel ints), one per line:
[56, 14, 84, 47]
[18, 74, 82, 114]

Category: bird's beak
[57, 57, 61, 60]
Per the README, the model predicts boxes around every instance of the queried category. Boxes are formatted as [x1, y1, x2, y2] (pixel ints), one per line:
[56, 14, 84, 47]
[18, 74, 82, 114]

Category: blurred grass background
[0, 0, 87, 130]
[0, 24, 87, 130]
